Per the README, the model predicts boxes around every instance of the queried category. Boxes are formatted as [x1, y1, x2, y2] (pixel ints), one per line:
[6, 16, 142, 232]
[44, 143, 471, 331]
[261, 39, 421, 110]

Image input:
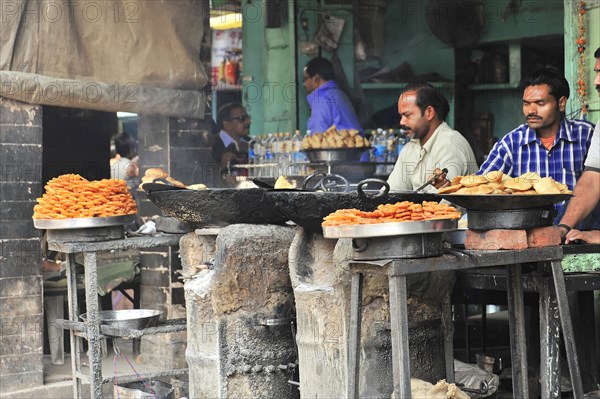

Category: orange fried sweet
[33, 174, 137, 219]
[322, 201, 461, 227]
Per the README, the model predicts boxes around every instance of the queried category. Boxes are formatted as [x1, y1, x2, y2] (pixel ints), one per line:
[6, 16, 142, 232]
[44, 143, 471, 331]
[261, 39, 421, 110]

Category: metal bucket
[475, 353, 495, 373]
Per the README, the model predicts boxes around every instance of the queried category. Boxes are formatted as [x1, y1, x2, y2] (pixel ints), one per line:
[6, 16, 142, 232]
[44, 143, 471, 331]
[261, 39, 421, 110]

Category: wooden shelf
[361, 82, 454, 90]
[468, 83, 520, 91]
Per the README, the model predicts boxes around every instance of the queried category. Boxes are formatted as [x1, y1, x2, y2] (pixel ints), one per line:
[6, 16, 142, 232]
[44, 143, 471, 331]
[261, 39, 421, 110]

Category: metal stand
[48, 234, 187, 399]
[346, 247, 583, 399]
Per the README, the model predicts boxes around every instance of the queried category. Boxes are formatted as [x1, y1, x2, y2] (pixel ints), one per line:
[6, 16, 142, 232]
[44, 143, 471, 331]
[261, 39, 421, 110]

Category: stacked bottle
[246, 130, 312, 178]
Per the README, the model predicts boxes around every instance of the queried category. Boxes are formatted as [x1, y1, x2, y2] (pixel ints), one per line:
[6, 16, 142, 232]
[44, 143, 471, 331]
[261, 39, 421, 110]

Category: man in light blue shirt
[303, 57, 362, 134]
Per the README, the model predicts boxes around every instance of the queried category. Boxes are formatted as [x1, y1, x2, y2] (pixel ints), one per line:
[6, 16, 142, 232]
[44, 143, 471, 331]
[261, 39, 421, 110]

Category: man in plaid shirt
[478, 67, 595, 221]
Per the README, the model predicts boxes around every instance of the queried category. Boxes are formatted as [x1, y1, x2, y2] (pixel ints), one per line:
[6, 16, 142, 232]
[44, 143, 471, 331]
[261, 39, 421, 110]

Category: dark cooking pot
[144, 186, 288, 227]
[266, 179, 440, 233]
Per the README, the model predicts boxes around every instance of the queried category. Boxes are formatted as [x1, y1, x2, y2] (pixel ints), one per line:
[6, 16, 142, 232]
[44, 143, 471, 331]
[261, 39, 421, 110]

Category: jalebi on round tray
[33, 174, 137, 219]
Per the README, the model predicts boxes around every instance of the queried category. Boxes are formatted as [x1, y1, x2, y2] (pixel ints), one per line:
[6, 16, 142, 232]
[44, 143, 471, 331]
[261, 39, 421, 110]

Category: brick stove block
[527, 226, 562, 248]
[465, 229, 528, 250]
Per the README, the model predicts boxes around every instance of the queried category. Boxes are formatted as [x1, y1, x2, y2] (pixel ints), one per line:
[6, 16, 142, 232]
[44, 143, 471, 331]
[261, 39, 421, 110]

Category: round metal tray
[322, 218, 458, 239]
[80, 309, 161, 333]
[302, 148, 369, 162]
[33, 214, 134, 230]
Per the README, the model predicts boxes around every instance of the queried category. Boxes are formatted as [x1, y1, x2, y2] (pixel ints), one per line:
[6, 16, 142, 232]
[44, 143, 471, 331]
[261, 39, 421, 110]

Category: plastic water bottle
[283, 132, 293, 157]
[372, 129, 387, 175]
[396, 130, 407, 158]
[385, 129, 397, 174]
[292, 130, 304, 175]
[264, 134, 274, 178]
[248, 139, 255, 164]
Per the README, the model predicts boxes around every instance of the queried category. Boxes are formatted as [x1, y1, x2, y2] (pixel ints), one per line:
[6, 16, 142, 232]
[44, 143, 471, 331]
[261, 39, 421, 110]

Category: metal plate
[303, 148, 369, 162]
[438, 194, 572, 210]
[33, 214, 134, 230]
[80, 309, 161, 333]
[322, 218, 458, 239]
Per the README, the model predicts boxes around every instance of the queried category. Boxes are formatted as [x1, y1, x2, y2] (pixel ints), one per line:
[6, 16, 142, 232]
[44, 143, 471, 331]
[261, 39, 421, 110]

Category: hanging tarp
[0, 0, 208, 117]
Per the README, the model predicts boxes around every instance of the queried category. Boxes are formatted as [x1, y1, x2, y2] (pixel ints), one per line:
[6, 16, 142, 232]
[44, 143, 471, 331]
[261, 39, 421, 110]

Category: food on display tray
[301, 125, 370, 149]
[33, 174, 137, 219]
[274, 176, 296, 189]
[187, 183, 208, 190]
[439, 171, 571, 195]
[139, 167, 186, 189]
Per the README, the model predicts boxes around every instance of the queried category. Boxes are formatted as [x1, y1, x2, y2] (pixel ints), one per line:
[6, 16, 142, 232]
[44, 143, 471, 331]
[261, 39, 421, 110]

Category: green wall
[242, 0, 297, 136]
[565, 0, 600, 123]
[465, 0, 564, 138]
[477, 0, 564, 43]
[361, 0, 456, 125]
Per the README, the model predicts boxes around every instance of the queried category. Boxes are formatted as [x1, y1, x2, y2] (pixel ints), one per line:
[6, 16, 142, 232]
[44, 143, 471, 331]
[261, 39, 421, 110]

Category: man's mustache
[400, 125, 411, 131]
[526, 115, 541, 120]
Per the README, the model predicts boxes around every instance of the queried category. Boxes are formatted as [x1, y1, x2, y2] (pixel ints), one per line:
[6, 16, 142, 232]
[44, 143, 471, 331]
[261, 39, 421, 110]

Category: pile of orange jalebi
[33, 174, 137, 219]
[322, 201, 461, 226]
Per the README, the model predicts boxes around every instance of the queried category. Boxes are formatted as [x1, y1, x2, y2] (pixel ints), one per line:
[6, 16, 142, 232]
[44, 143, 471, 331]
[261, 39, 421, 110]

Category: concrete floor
[1, 341, 164, 399]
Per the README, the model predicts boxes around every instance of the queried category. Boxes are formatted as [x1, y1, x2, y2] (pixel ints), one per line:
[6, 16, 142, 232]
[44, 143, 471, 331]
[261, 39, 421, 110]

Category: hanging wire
[112, 339, 156, 398]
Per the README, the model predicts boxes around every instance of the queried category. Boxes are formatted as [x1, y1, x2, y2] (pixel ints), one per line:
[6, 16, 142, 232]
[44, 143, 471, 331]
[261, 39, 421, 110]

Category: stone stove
[182, 225, 298, 399]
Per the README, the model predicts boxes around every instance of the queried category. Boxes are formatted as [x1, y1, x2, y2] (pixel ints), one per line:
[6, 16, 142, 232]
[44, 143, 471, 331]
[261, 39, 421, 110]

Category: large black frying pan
[266, 179, 440, 233]
[143, 184, 287, 226]
[438, 194, 572, 211]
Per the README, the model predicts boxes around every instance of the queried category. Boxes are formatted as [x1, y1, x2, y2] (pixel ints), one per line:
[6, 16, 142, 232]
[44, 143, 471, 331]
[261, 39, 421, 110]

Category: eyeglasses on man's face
[228, 114, 251, 123]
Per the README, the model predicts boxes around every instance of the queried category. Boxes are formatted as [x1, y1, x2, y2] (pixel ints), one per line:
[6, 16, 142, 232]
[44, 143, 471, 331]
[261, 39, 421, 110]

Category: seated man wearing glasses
[212, 103, 251, 177]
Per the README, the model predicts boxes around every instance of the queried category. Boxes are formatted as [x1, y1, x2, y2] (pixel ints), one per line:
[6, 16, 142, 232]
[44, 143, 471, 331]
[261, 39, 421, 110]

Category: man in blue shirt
[478, 67, 595, 219]
[303, 57, 362, 134]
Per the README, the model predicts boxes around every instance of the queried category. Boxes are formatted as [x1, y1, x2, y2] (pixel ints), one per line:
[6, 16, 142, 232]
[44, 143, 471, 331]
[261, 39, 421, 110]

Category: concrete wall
[0, 98, 44, 393]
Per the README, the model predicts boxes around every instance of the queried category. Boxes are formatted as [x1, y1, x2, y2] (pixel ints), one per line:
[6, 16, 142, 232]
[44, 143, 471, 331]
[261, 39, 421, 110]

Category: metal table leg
[550, 260, 584, 399]
[506, 264, 529, 399]
[347, 273, 363, 399]
[442, 294, 455, 383]
[83, 252, 103, 399]
[65, 254, 82, 399]
[389, 275, 411, 399]
[538, 274, 561, 398]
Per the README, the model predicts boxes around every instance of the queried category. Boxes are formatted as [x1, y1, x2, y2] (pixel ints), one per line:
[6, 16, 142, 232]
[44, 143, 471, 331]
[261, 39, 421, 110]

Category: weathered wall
[289, 228, 450, 398]
[136, 113, 216, 369]
[0, 97, 44, 392]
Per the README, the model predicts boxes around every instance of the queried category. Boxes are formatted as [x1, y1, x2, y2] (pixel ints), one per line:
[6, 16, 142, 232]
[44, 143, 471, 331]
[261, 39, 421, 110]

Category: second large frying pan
[438, 194, 572, 211]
